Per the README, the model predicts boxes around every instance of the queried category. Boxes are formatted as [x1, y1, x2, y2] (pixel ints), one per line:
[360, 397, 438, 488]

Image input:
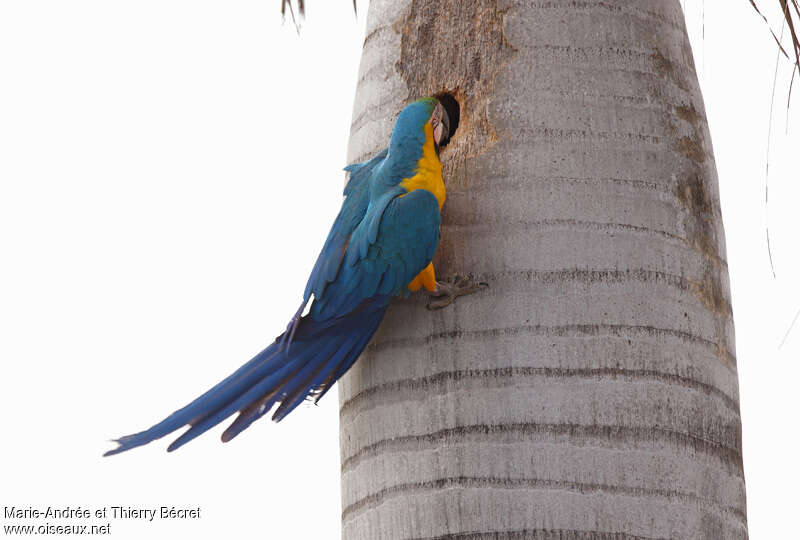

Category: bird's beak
[437, 110, 450, 146]
[434, 103, 450, 148]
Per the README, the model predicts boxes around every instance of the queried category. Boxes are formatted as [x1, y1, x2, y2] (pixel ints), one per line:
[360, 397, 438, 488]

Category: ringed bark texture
[339, 1, 747, 538]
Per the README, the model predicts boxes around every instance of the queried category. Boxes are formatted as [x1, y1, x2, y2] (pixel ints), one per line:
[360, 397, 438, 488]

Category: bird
[104, 96, 485, 456]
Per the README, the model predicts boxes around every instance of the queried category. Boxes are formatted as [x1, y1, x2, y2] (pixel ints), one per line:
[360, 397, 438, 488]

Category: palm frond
[278, 1, 797, 77]
[281, 0, 305, 18]
[280, 0, 358, 19]
[751, 0, 800, 75]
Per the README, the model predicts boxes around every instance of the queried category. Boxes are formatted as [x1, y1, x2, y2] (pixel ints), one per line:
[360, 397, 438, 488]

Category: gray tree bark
[338, 1, 747, 539]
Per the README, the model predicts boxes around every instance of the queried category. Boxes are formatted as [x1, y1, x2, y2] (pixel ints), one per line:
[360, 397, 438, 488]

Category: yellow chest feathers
[399, 123, 446, 208]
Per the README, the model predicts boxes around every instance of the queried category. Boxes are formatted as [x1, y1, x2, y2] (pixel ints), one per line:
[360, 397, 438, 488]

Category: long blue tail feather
[104, 297, 389, 456]
[164, 344, 321, 452]
[311, 315, 381, 405]
[272, 332, 362, 422]
[220, 337, 345, 442]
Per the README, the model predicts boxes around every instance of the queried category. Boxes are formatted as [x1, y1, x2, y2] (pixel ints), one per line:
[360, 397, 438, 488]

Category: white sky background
[0, 1, 797, 538]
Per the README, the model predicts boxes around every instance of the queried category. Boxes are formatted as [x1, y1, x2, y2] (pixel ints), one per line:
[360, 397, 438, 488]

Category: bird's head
[388, 97, 451, 156]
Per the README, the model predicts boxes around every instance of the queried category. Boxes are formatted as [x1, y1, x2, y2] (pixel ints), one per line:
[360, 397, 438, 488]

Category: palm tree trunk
[338, 1, 747, 538]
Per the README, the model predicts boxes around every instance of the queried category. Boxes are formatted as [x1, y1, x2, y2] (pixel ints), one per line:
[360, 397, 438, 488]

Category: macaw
[104, 97, 484, 456]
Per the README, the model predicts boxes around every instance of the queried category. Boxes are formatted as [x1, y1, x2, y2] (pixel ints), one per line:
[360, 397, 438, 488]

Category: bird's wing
[310, 188, 441, 320]
[302, 149, 388, 302]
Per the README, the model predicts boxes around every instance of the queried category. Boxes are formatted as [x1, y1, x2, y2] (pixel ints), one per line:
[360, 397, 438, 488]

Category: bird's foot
[427, 275, 488, 310]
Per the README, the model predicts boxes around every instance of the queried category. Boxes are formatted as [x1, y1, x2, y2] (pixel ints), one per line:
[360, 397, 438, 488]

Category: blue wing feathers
[311, 189, 440, 320]
[306, 143, 440, 320]
[304, 149, 388, 302]
[343, 149, 387, 193]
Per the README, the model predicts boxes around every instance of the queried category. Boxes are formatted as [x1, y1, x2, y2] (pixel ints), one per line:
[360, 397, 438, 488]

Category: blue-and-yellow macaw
[104, 97, 484, 456]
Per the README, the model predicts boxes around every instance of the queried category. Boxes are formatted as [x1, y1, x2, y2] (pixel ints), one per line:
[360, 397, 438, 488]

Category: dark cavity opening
[435, 92, 459, 148]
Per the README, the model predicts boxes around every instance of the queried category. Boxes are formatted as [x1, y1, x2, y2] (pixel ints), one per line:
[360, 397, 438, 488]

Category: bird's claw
[427, 274, 488, 310]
